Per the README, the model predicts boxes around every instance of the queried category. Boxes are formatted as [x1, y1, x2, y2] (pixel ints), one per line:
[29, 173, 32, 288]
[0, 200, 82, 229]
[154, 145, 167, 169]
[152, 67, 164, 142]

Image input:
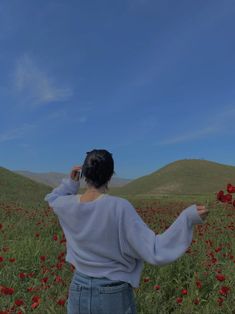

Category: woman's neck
[85, 185, 107, 195]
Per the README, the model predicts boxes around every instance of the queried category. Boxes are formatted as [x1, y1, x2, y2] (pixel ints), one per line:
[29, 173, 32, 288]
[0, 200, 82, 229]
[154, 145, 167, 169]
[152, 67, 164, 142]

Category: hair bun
[82, 149, 115, 189]
[91, 159, 99, 167]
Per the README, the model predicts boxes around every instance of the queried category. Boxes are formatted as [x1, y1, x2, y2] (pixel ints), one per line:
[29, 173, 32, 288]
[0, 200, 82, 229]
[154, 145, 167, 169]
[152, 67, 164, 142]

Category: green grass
[0, 166, 234, 313]
[109, 159, 235, 196]
[0, 167, 51, 209]
[0, 193, 234, 313]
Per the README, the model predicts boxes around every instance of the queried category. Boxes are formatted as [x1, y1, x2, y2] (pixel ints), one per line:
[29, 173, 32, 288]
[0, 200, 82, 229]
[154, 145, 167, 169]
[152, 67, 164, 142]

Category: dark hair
[81, 149, 115, 189]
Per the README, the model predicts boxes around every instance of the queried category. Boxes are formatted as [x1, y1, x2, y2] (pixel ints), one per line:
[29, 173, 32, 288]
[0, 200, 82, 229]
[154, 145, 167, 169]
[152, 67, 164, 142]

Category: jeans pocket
[99, 283, 135, 314]
[67, 283, 82, 314]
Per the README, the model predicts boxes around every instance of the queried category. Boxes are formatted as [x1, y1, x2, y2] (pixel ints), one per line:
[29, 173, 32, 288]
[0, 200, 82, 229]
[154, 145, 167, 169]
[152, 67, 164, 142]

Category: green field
[0, 165, 234, 313]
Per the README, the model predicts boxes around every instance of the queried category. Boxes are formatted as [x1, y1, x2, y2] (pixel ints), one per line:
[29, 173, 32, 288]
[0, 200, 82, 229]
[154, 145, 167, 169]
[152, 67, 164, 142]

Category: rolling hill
[0, 166, 51, 208]
[13, 170, 132, 188]
[1, 159, 235, 208]
[109, 159, 235, 196]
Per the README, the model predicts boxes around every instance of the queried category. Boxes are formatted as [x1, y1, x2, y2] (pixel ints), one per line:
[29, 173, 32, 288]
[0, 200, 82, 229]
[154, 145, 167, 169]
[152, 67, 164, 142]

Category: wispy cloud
[0, 112, 87, 144]
[14, 54, 72, 107]
[0, 123, 36, 143]
[156, 126, 218, 145]
[154, 105, 235, 146]
[44, 108, 88, 124]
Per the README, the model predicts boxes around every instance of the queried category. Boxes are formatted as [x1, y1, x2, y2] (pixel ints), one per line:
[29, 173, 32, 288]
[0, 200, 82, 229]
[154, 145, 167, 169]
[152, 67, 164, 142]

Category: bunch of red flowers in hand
[216, 183, 235, 207]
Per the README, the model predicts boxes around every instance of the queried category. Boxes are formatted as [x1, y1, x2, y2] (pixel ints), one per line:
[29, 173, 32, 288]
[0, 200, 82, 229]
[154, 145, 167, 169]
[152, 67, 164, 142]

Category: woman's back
[44, 176, 204, 289]
[44, 150, 208, 313]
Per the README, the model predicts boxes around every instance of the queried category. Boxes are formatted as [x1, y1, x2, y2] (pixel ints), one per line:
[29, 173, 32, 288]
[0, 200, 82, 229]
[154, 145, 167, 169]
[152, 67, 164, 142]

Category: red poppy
[18, 272, 26, 279]
[181, 289, 188, 295]
[227, 183, 235, 193]
[194, 298, 200, 305]
[154, 285, 160, 290]
[54, 275, 63, 283]
[224, 194, 232, 201]
[196, 280, 202, 289]
[216, 190, 224, 201]
[53, 234, 58, 241]
[219, 286, 230, 296]
[176, 297, 183, 304]
[216, 274, 225, 281]
[217, 297, 224, 306]
[31, 302, 40, 309]
[15, 299, 24, 306]
[57, 298, 66, 305]
[1, 287, 14, 295]
[32, 295, 40, 303]
[41, 277, 49, 283]
[220, 194, 232, 203]
[217, 183, 235, 207]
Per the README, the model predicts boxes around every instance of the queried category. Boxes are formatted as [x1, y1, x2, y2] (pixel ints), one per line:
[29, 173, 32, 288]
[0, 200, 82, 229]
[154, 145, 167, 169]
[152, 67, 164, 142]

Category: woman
[44, 149, 209, 314]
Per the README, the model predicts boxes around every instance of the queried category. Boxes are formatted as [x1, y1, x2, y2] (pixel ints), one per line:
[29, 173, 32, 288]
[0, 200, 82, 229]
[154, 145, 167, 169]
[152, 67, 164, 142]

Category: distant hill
[109, 159, 235, 196]
[0, 167, 51, 208]
[13, 170, 132, 188]
[3, 159, 235, 207]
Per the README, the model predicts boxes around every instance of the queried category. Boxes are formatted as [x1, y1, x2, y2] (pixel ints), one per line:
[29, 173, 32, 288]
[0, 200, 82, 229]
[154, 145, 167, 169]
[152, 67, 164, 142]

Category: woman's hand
[197, 205, 209, 221]
[70, 165, 82, 181]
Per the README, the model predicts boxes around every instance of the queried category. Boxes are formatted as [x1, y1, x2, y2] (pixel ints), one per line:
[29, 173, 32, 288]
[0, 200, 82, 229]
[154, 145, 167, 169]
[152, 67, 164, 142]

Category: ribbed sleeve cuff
[185, 204, 204, 225]
[62, 177, 80, 193]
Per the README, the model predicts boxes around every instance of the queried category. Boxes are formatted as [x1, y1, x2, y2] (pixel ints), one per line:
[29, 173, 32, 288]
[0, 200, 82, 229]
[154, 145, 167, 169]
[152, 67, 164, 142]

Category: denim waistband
[74, 269, 107, 279]
[71, 269, 129, 288]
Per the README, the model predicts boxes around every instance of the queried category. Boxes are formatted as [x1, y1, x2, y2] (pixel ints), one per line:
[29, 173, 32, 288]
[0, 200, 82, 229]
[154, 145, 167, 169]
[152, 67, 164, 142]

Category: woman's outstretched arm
[119, 201, 207, 265]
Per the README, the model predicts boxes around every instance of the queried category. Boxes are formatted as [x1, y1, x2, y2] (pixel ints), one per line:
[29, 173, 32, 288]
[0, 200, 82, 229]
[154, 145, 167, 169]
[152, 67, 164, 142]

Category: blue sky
[1, 0, 235, 179]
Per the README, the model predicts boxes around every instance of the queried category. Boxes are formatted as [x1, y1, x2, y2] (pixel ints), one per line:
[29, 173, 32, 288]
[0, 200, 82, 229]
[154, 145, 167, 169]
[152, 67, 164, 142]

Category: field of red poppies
[0, 187, 234, 313]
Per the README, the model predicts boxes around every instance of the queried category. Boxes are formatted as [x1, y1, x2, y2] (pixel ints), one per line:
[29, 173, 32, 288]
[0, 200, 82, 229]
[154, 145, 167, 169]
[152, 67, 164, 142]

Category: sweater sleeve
[120, 202, 204, 265]
[44, 177, 80, 211]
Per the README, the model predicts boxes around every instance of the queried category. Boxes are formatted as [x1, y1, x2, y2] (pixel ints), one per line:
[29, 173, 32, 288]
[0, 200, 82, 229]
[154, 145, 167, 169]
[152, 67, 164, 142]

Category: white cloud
[43, 108, 87, 124]
[14, 54, 72, 106]
[154, 105, 235, 146]
[156, 126, 218, 145]
[0, 123, 36, 143]
[0, 112, 87, 144]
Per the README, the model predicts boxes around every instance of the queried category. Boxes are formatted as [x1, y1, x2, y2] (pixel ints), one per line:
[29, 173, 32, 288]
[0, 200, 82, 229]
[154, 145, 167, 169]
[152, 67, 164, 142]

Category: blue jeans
[67, 269, 137, 314]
